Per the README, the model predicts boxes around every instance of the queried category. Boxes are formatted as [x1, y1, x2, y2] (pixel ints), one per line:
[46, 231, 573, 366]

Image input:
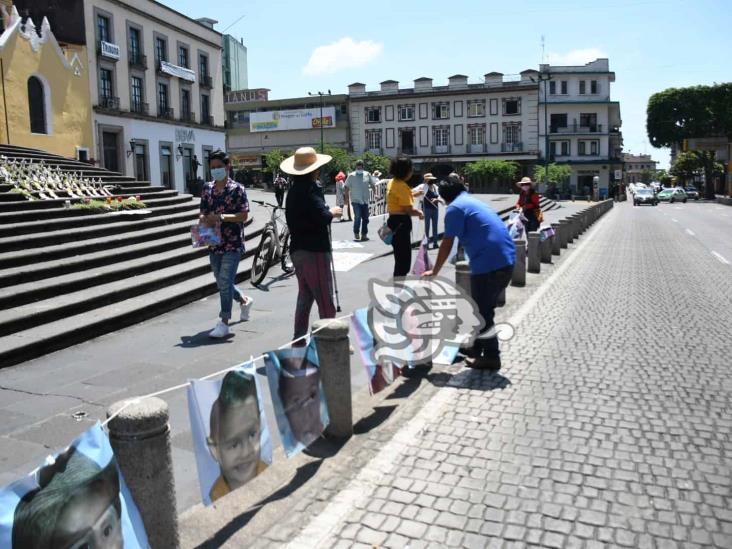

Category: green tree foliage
[533, 163, 572, 186]
[360, 151, 391, 177]
[647, 83, 732, 148]
[319, 145, 353, 185]
[464, 160, 519, 185]
[658, 171, 672, 186]
[263, 149, 287, 174]
[640, 169, 654, 184]
[669, 151, 724, 197]
[670, 152, 702, 183]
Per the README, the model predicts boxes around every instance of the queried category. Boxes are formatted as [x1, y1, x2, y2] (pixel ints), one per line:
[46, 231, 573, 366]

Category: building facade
[222, 34, 247, 92]
[225, 93, 349, 173]
[0, 6, 93, 158]
[623, 153, 658, 184]
[348, 73, 539, 181]
[537, 58, 623, 196]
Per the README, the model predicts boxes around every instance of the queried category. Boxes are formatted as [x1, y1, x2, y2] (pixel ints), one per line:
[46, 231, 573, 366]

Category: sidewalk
[181, 201, 732, 548]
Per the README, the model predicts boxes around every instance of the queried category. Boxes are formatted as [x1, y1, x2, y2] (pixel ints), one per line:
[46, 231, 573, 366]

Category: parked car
[657, 188, 688, 203]
[684, 187, 700, 200]
[633, 188, 658, 206]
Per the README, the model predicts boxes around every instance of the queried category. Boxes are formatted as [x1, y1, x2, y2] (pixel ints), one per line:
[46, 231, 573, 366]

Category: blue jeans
[352, 203, 370, 236]
[424, 207, 439, 245]
[209, 251, 245, 321]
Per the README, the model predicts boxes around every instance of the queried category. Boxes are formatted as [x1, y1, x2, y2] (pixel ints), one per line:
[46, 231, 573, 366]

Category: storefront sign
[225, 88, 270, 104]
[231, 154, 260, 167]
[250, 107, 336, 133]
[100, 41, 120, 60]
[614, 170, 622, 180]
[176, 129, 195, 144]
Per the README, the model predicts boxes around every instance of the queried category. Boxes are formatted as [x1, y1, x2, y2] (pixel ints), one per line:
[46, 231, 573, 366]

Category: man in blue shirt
[423, 173, 515, 371]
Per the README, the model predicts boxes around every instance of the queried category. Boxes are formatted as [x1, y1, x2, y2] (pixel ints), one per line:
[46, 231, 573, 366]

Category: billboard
[250, 107, 336, 133]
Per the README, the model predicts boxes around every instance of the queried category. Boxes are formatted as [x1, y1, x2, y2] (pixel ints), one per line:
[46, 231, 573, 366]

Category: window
[434, 126, 449, 147]
[129, 27, 141, 61]
[201, 94, 210, 123]
[590, 80, 598, 94]
[468, 126, 485, 145]
[560, 80, 568, 95]
[97, 14, 111, 43]
[579, 80, 586, 95]
[100, 68, 113, 99]
[155, 37, 167, 64]
[550, 113, 567, 133]
[467, 100, 485, 118]
[181, 89, 191, 117]
[131, 76, 143, 111]
[398, 104, 415, 121]
[432, 102, 449, 120]
[549, 80, 556, 95]
[366, 107, 381, 123]
[578, 140, 599, 155]
[503, 122, 521, 144]
[178, 45, 189, 68]
[578, 141, 586, 155]
[366, 129, 382, 151]
[580, 113, 597, 131]
[551, 140, 570, 156]
[28, 77, 47, 134]
[591, 140, 599, 155]
[199, 54, 209, 78]
[158, 82, 169, 111]
[503, 98, 520, 115]
[160, 145, 173, 188]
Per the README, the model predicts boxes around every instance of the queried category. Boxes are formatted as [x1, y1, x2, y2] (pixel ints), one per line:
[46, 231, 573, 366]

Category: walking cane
[327, 224, 342, 313]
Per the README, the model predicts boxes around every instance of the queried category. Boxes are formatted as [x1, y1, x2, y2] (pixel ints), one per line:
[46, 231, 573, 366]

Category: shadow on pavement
[303, 435, 349, 459]
[176, 330, 235, 348]
[251, 271, 295, 292]
[194, 460, 324, 549]
[353, 405, 397, 435]
[444, 369, 512, 390]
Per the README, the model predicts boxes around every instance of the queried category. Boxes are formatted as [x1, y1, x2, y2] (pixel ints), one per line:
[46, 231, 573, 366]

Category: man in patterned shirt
[200, 150, 254, 338]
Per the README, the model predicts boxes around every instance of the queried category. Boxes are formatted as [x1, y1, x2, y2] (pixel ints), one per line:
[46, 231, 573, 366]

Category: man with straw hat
[282, 147, 343, 346]
[515, 176, 542, 232]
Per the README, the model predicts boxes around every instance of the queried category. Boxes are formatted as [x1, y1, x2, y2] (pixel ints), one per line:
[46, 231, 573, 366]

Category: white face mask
[356, 169, 363, 175]
[521, 185, 531, 191]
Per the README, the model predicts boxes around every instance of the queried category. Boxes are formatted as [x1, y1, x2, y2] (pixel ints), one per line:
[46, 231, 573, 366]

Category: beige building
[623, 153, 658, 184]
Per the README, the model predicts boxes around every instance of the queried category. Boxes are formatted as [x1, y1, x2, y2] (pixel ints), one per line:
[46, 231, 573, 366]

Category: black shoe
[353, 234, 361, 242]
[466, 356, 501, 372]
[360, 235, 369, 242]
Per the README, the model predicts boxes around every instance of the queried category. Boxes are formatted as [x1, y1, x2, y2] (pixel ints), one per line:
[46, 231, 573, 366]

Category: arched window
[28, 77, 47, 134]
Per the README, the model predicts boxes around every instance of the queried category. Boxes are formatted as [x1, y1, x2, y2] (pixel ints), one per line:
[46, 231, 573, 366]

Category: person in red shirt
[515, 177, 542, 232]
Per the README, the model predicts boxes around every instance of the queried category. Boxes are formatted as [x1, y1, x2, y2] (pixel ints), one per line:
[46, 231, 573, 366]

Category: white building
[347, 73, 539, 184]
[537, 58, 623, 196]
[84, 0, 225, 192]
[623, 153, 658, 184]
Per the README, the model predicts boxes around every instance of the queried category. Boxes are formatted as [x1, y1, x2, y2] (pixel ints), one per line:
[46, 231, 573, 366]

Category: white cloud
[546, 48, 607, 66]
[303, 37, 383, 76]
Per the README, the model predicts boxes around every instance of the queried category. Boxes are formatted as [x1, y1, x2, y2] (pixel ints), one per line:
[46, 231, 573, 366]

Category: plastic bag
[507, 212, 524, 239]
[411, 237, 433, 275]
[191, 223, 221, 248]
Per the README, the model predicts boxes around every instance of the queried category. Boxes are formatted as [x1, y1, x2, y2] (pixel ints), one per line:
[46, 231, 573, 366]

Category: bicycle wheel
[280, 228, 295, 274]
[251, 229, 276, 285]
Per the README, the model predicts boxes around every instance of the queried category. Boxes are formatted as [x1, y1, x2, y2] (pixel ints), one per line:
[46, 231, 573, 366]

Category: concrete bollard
[564, 219, 575, 244]
[572, 215, 581, 239]
[541, 234, 553, 263]
[527, 233, 541, 273]
[107, 398, 179, 549]
[313, 319, 352, 438]
[559, 220, 570, 247]
[455, 261, 472, 295]
[551, 223, 561, 256]
[512, 239, 526, 287]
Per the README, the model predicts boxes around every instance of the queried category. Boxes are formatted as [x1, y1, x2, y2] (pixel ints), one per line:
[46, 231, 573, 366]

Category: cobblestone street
[277, 202, 732, 549]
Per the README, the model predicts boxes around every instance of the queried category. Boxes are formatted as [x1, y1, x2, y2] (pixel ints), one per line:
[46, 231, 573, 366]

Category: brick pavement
[275, 202, 732, 548]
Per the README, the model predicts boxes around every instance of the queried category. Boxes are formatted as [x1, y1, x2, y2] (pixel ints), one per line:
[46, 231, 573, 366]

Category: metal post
[312, 318, 353, 438]
[527, 232, 541, 273]
[107, 398, 179, 549]
[512, 239, 526, 287]
[551, 222, 561, 255]
[319, 93, 324, 153]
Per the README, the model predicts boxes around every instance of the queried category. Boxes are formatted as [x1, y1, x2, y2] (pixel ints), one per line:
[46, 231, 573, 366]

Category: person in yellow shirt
[386, 157, 424, 277]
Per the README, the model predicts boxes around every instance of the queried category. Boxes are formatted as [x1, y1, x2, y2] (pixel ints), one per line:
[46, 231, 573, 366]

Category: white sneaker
[240, 296, 254, 321]
[208, 321, 230, 339]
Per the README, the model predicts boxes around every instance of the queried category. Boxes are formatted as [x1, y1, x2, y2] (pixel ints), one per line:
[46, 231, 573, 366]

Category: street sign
[614, 169, 622, 180]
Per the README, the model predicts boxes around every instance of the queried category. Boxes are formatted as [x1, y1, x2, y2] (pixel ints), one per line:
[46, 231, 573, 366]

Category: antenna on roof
[541, 35, 545, 64]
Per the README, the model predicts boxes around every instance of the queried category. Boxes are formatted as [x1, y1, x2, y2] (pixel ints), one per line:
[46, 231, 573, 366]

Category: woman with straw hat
[515, 176, 542, 232]
[281, 147, 343, 346]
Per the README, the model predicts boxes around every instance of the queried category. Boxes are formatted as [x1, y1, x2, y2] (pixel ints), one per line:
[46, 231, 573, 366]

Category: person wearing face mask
[344, 159, 376, 241]
[200, 150, 253, 339]
[515, 176, 542, 232]
[281, 147, 343, 345]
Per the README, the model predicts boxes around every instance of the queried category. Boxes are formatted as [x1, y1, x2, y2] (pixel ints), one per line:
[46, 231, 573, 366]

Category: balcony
[200, 115, 214, 127]
[200, 75, 213, 89]
[157, 107, 175, 120]
[130, 101, 149, 115]
[550, 123, 604, 134]
[467, 144, 486, 154]
[128, 52, 147, 69]
[367, 147, 383, 155]
[180, 111, 196, 123]
[431, 145, 451, 155]
[501, 142, 523, 153]
[98, 95, 120, 111]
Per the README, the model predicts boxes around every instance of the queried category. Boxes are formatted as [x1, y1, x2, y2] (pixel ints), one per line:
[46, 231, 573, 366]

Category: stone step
[0, 190, 179, 212]
[0, 254, 258, 367]
[0, 185, 166, 203]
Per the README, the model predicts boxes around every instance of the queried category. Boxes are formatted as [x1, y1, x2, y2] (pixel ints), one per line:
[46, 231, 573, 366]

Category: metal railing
[200, 115, 214, 126]
[431, 145, 451, 154]
[200, 75, 213, 89]
[130, 101, 149, 115]
[157, 107, 175, 120]
[398, 147, 416, 156]
[99, 96, 120, 110]
[501, 142, 523, 153]
[467, 144, 487, 154]
[128, 52, 147, 69]
[180, 111, 196, 123]
[550, 123, 604, 134]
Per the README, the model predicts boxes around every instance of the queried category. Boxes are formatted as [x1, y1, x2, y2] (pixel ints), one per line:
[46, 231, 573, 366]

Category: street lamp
[530, 72, 551, 193]
[308, 90, 331, 153]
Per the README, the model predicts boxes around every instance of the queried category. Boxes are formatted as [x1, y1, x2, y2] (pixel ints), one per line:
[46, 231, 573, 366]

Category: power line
[222, 13, 246, 33]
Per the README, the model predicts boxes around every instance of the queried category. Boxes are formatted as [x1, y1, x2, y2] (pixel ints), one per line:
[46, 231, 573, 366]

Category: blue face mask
[211, 167, 227, 181]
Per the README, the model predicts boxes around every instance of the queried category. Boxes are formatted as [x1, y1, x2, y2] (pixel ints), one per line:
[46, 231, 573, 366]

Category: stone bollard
[107, 398, 179, 549]
[564, 219, 575, 244]
[512, 239, 526, 287]
[551, 223, 561, 256]
[559, 220, 570, 247]
[313, 319, 352, 438]
[572, 215, 581, 239]
[455, 261, 472, 295]
[527, 233, 541, 273]
[541, 234, 553, 263]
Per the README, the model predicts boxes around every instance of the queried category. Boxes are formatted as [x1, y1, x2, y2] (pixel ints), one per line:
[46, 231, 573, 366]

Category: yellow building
[0, 6, 93, 159]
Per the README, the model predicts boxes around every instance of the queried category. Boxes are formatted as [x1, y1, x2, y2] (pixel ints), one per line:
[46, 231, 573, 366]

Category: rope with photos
[100, 313, 355, 428]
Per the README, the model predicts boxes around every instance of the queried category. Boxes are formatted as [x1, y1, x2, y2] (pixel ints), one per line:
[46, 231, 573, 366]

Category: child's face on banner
[211, 398, 261, 489]
[279, 365, 323, 445]
[54, 493, 122, 549]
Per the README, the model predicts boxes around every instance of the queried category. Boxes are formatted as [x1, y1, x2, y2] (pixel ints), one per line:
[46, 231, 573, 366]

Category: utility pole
[531, 72, 551, 193]
[308, 90, 331, 153]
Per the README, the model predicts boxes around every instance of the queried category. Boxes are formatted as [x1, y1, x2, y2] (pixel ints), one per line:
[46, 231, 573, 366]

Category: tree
[657, 170, 672, 186]
[464, 160, 519, 192]
[640, 169, 654, 184]
[533, 163, 572, 192]
[263, 149, 287, 174]
[669, 152, 702, 184]
[320, 145, 353, 186]
[360, 151, 390, 177]
[670, 151, 724, 196]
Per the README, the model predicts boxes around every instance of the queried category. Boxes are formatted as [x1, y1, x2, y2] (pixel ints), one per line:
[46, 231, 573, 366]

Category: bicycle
[250, 200, 294, 285]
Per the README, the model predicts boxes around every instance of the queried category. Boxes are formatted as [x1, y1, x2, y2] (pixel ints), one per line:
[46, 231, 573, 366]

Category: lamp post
[308, 90, 331, 153]
[531, 72, 551, 193]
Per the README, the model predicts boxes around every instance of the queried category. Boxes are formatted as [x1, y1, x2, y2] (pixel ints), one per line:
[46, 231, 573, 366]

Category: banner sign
[100, 41, 120, 60]
[160, 61, 196, 83]
[250, 107, 336, 133]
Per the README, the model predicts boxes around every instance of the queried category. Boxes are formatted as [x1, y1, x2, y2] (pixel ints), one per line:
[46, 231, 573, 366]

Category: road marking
[685, 229, 695, 236]
[332, 252, 374, 272]
[672, 218, 679, 223]
[711, 251, 730, 265]
[332, 240, 364, 250]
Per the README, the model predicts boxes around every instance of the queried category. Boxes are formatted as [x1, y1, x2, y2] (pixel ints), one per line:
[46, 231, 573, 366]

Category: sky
[166, 0, 732, 169]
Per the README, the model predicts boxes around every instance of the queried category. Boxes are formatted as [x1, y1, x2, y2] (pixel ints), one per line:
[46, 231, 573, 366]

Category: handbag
[377, 222, 394, 245]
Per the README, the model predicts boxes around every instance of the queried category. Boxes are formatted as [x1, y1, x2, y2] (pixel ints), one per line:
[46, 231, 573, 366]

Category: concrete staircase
[0, 145, 263, 367]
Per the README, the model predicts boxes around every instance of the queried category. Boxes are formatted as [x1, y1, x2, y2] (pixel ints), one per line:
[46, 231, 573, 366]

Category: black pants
[470, 265, 513, 358]
[388, 214, 412, 277]
[523, 209, 540, 232]
[275, 189, 285, 208]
